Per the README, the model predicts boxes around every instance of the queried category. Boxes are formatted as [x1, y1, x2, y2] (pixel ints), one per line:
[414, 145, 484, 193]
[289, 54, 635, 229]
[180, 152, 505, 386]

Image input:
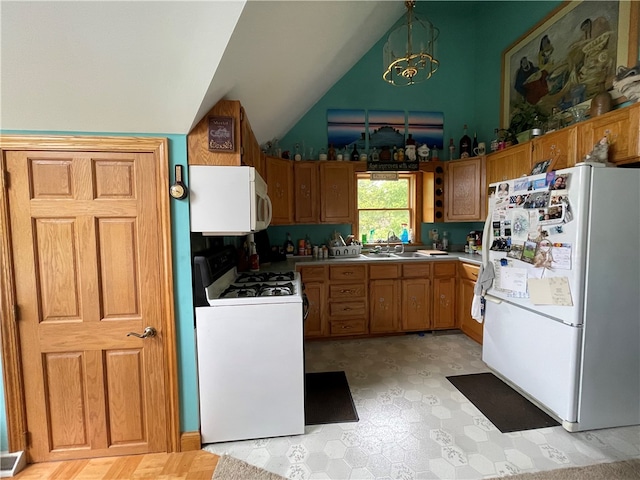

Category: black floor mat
[305, 371, 359, 426]
[447, 372, 559, 433]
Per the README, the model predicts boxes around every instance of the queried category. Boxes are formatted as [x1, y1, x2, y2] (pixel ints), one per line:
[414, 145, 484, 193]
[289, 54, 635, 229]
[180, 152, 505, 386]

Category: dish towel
[471, 263, 495, 323]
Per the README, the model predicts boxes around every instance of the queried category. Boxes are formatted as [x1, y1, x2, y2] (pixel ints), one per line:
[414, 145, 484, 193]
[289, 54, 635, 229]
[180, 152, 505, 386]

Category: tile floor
[203, 332, 640, 479]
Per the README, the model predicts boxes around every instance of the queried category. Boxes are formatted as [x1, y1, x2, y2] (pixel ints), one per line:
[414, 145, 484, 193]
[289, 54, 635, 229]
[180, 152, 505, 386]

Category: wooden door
[265, 156, 294, 225]
[320, 163, 353, 223]
[5, 149, 169, 462]
[303, 282, 325, 338]
[458, 277, 483, 344]
[294, 162, 318, 224]
[369, 280, 399, 333]
[532, 127, 577, 170]
[445, 157, 486, 222]
[401, 278, 431, 331]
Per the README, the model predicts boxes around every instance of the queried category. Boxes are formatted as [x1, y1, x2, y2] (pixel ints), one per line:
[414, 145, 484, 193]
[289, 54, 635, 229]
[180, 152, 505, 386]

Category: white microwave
[189, 166, 272, 236]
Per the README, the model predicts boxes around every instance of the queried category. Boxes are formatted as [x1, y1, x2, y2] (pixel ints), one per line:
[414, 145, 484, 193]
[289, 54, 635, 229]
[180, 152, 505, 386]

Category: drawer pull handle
[343, 307, 352, 311]
[343, 272, 353, 276]
[340, 289, 354, 294]
[342, 325, 352, 329]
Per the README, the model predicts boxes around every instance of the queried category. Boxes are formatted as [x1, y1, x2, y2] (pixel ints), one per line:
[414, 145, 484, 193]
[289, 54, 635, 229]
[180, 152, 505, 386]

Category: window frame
[355, 172, 421, 245]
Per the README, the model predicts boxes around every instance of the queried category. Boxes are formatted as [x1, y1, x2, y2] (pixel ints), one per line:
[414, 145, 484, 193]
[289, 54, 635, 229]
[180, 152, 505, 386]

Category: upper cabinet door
[320, 163, 354, 224]
[577, 103, 640, 165]
[265, 156, 294, 225]
[444, 156, 486, 222]
[486, 143, 533, 185]
[294, 162, 319, 224]
[532, 126, 577, 170]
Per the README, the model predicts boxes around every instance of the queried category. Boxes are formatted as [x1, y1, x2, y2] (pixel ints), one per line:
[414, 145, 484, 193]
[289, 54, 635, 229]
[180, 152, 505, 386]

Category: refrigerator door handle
[485, 294, 502, 304]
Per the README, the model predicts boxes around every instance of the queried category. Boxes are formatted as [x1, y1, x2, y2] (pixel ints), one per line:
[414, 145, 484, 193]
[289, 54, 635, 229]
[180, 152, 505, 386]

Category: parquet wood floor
[12, 450, 219, 480]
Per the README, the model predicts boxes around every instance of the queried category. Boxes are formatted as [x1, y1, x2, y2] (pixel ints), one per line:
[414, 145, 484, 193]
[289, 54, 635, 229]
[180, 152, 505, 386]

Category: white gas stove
[193, 247, 305, 443]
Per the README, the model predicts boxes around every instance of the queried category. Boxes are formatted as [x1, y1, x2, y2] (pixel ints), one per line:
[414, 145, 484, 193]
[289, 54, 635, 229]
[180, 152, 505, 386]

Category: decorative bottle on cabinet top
[459, 125, 471, 158]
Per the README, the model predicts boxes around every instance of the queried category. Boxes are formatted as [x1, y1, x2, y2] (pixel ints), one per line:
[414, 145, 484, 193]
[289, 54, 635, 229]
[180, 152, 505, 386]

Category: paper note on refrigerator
[527, 277, 573, 305]
[500, 267, 528, 294]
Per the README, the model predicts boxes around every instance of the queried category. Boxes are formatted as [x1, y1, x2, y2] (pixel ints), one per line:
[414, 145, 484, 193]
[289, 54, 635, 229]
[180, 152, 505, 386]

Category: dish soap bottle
[400, 224, 409, 244]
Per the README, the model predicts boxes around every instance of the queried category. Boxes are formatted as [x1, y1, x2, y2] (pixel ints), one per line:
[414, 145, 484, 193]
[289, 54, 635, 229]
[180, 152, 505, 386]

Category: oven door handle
[302, 293, 310, 321]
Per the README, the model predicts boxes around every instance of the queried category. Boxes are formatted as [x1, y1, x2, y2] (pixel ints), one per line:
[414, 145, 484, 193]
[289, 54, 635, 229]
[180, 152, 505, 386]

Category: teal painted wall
[0, 0, 562, 448]
[0, 130, 200, 443]
[280, 1, 561, 155]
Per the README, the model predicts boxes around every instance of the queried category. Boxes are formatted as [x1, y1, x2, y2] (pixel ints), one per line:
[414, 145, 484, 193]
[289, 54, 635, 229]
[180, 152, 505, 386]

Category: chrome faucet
[383, 231, 395, 253]
[386, 230, 405, 255]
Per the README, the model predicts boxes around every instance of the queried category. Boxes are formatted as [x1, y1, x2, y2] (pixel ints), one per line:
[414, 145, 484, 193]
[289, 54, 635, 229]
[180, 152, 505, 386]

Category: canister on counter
[313, 246, 319, 258]
[321, 245, 328, 259]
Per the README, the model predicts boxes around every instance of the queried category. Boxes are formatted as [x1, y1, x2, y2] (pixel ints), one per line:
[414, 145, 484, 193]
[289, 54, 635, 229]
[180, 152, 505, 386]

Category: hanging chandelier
[383, 0, 439, 86]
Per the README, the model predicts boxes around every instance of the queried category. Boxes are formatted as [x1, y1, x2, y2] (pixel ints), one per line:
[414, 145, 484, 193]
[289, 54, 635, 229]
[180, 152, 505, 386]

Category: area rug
[305, 371, 359, 425]
[447, 372, 559, 433]
[212, 454, 286, 480]
[487, 458, 640, 479]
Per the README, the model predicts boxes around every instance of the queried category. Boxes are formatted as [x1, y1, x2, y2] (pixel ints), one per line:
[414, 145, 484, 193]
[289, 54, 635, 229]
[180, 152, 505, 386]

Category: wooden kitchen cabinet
[328, 264, 367, 336]
[457, 262, 482, 344]
[298, 266, 327, 339]
[265, 156, 294, 225]
[577, 102, 640, 165]
[401, 263, 432, 332]
[432, 262, 457, 329]
[187, 99, 261, 168]
[445, 156, 486, 222]
[369, 263, 400, 334]
[532, 126, 577, 171]
[485, 143, 533, 185]
[294, 162, 319, 224]
[320, 162, 355, 223]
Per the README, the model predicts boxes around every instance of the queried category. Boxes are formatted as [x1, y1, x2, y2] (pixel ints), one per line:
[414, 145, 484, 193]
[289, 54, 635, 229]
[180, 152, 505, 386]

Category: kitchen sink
[362, 252, 393, 258]
[390, 252, 428, 259]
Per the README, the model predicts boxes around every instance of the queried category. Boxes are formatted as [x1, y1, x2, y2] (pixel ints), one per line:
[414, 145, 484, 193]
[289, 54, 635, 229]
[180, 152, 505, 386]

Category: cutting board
[417, 249, 449, 256]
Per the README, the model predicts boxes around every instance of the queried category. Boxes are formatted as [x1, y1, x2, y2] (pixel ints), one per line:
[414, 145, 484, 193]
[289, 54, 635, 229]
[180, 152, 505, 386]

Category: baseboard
[180, 431, 202, 451]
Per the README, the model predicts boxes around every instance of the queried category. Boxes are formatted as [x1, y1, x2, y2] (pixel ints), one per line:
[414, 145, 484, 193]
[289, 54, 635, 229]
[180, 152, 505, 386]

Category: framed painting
[367, 110, 405, 149]
[407, 111, 444, 150]
[208, 116, 235, 152]
[327, 109, 366, 149]
[501, 1, 638, 129]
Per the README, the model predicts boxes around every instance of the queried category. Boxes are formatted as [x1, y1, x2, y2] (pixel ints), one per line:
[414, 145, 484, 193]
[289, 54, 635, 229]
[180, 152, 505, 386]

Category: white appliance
[189, 166, 272, 235]
[193, 248, 306, 443]
[481, 163, 640, 432]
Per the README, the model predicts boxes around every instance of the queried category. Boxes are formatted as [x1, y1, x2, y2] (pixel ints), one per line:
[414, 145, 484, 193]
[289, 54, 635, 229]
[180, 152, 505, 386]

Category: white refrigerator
[481, 163, 640, 432]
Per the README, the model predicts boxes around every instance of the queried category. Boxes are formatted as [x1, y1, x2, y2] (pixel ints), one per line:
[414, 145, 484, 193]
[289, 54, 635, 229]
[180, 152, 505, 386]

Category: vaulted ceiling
[1, 1, 405, 144]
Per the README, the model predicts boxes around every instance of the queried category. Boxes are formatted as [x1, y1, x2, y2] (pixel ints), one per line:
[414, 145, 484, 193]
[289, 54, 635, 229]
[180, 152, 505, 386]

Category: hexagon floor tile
[203, 332, 640, 479]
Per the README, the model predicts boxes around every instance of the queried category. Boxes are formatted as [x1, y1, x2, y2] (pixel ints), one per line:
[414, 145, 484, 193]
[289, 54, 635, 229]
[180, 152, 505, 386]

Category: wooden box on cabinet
[320, 162, 355, 224]
[457, 262, 482, 344]
[532, 126, 577, 171]
[294, 162, 319, 224]
[432, 261, 456, 330]
[445, 156, 486, 222]
[578, 103, 640, 165]
[187, 99, 261, 168]
[265, 156, 294, 225]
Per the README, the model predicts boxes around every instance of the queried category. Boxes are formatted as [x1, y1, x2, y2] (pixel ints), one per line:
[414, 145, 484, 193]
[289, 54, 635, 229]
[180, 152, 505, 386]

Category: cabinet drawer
[434, 262, 457, 277]
[402, 263, 431, 278]
[369, 263, 400, 279]
[298, 266, 326, 282]
[459, 262, 480, 281]
[329, 301, 366, 317]
[330, 319, 366, 336]
[329, 265, 366, 281]
[329, 284, 366, 299]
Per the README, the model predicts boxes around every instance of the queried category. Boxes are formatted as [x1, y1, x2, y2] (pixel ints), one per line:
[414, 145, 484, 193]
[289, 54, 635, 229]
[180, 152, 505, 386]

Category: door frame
[0, 135, 180, 454]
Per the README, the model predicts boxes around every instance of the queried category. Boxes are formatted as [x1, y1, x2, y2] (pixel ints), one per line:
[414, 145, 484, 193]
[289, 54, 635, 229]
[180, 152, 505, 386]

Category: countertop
[259, 251, 482, 272]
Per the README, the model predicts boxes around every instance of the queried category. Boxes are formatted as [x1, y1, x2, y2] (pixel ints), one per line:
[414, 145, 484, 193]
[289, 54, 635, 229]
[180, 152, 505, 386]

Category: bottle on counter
[294, 143, 302, 161]
[249, 243, 260, 271]
[328, 144, 336, 161]
[431, 145, 439, 161]
[371, 146, 379, 162]
[284, 233, 295, 257]
[472, 132, 478, 156]
[400, 224, 409, 244]
[459, 124, 471, 158]
[442, 231, 449, 251]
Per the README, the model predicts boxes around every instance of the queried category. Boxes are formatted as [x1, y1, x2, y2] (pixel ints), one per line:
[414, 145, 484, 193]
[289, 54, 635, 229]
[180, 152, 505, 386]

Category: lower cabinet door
[401, 278, 431, 331]
[369, 280, 399, 333]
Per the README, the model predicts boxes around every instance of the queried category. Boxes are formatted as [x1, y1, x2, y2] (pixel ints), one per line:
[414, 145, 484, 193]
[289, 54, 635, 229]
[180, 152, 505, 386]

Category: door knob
[127, 326, 157, 339]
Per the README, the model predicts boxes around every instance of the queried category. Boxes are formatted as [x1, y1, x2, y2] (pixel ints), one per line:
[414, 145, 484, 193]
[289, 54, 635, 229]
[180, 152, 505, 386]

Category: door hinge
[3, 169, 9, 189]
[13, 304, 20, 321]
[23, 431, 30, 447]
